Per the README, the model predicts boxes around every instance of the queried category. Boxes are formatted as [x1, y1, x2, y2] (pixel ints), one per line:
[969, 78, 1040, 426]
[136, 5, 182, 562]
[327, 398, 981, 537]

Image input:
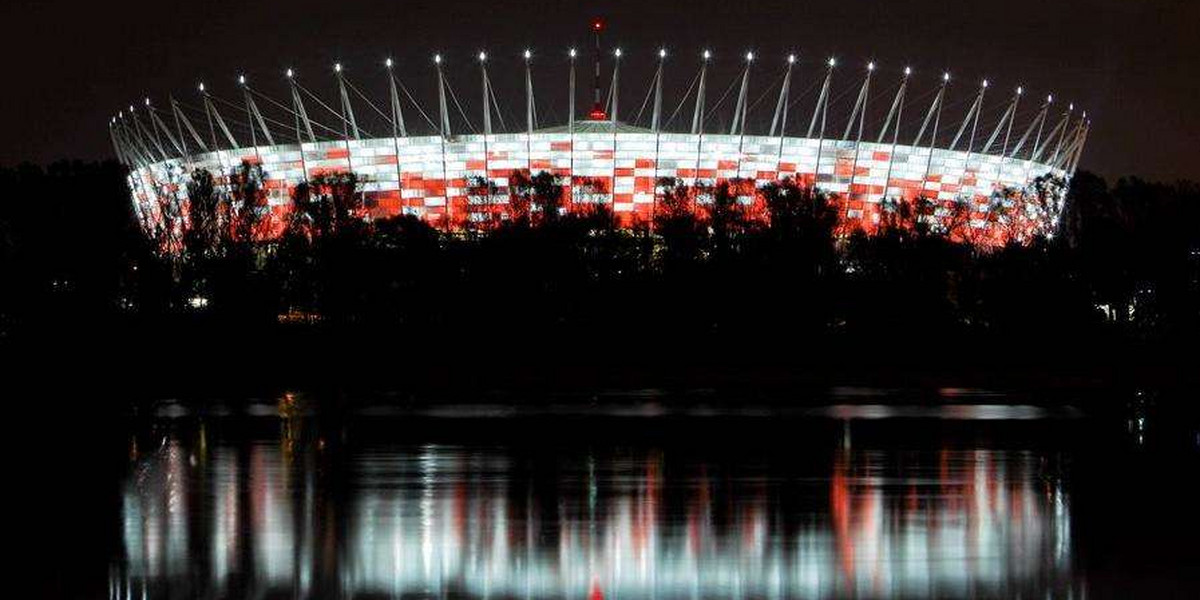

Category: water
[33, 391, 1200, 598]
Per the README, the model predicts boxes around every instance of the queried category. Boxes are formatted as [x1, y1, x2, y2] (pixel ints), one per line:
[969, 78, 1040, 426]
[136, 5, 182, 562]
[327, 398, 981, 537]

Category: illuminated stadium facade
[110, 24, 1090, 245]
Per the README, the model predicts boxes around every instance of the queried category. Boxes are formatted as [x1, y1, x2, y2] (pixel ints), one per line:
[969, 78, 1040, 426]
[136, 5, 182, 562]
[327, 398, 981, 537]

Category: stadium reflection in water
[113, 417, 1078, 599]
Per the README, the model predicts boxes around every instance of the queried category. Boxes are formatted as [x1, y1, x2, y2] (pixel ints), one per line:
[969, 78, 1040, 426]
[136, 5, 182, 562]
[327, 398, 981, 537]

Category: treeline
[1, 160, 1197, 376]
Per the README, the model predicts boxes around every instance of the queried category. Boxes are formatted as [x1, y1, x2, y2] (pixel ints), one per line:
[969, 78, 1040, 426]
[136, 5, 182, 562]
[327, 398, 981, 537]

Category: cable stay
[806, 63, 834, 139]
[1007, 97, 1050, 160]
[980, 89, 1020, 155]
[690, 54, 710, 135]
[841, 66, 873, 142]
[200, 86, 239, 150]
[948, 81, 987, 153]
[912, 76, 949, 148]
[729, 55, 753, 136]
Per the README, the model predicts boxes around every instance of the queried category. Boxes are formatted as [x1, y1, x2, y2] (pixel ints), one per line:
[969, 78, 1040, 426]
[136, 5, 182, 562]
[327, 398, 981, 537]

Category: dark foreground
[17, 389, 1200, 599]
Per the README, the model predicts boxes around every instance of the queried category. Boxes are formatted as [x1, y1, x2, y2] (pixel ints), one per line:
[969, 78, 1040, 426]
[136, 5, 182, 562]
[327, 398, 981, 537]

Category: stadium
[111, 23, 1090, 245]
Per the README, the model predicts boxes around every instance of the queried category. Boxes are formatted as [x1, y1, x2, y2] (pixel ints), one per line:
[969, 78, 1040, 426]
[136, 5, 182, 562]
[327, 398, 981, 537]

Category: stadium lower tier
[128, 131, 1068, 242]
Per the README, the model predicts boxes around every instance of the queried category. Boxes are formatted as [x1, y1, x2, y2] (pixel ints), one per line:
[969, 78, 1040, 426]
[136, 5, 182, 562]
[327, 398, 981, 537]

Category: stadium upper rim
[112, 49, 1090, 237]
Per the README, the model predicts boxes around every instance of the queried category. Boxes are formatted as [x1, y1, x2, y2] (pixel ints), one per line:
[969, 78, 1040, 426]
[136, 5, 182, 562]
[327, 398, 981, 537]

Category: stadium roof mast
[384, 58, 408, 138]
[568, 48, 577, 176]
[286, 69, 317, 145]
[809, 58, 836, 187]
[733, 52, 754, 173]
[198, 82, 235, 188]
[952, 78, 990, 198]
[524, 49, 536, 135]
[479, 53, 492, 136]
[568, 48, 577, 134]
[730, 52, 753, 136]
[880, 66, 913, 200]
[239, 75, 275, 154]
[609, 48, 621, 124]
[334, 63, 360, 141]
[145, 99, 184, 159]
[1052, 111, 1086, 168]
[844, 62, 875, 207]
[769, 54, 795, 138]
[139, 99, 170, 161]
[691, 50, 712, 185]
[980, 86, 1022, 156]
[170, 94, 208, 155]
[651, 48, 666, 133]
[652, 48, 667, 191]
[588, 17, 608, 120]
[918, 72, 952, 187]
[772, 54, 797, 168]
[525, 49, 536, 171]
[434, 54, 451, 138]
[691, 50, 710, 135]
[131, 100, 166, 163]
[199, 82, 237, 151]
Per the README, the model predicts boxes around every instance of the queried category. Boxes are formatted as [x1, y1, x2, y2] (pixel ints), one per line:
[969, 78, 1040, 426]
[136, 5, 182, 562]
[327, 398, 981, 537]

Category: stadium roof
[535, 120, 651, 134]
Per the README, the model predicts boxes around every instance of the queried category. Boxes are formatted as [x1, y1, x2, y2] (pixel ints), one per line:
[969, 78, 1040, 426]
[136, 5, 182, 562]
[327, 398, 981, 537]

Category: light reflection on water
[113, 413, 1079, 599]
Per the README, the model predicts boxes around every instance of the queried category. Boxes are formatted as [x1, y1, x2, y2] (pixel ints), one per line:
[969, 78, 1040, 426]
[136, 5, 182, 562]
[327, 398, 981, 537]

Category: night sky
[2, 0, 1196, 181]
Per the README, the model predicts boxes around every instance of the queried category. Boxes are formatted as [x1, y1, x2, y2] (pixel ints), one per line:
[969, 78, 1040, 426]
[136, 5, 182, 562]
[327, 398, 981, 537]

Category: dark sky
[2, 0, 1197, 181]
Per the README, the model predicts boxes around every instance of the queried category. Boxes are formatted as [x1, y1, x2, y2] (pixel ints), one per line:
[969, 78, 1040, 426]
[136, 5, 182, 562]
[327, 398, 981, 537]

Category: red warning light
[591, 17, 605, 32]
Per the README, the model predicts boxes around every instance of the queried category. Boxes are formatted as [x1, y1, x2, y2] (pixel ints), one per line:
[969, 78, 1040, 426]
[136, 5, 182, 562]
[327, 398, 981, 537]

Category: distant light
[569, 48, 577, 58]
[745, 51, 754, 61]
[198, 82, 205, 92]
[478, 51, 487, 62]
[129, 104, 134, 112]
[943, 71, 950, 82]
[614, 48, 622, 58]
[119, 111, 124, 118]
[904, 66, 912, 76]
[828, 57, 836, 67]
[1047, 93, 1053, 103]
[787, 54, 796, 64]
[524, 49, 532, 59]
[286, 68, 294, 78]
[334, 62, 342, 73]
[385, 58, 393, 68]
[981, 79, 988, 88]
[867, 61, 875, 71]
[1017, 85, 1023, 95]
[703, 49, 711, 60]
[1069, 102, 1074, 111]
[238, 74, 246, 85]
[144, 97, 151, 106]
[659, 48, 667, 58]
[434, 54, 442, 64]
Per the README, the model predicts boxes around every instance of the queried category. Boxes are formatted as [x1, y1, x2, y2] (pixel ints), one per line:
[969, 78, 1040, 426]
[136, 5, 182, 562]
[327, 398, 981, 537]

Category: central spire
[588, 17, 608, 120]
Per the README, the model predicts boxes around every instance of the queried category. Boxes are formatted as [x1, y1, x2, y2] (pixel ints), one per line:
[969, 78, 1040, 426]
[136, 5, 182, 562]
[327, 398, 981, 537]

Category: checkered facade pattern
[127, 130, 1065, 240]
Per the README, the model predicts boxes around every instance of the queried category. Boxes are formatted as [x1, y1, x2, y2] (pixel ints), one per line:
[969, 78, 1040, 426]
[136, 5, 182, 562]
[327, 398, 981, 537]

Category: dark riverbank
[4, 315, 1195, 405]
